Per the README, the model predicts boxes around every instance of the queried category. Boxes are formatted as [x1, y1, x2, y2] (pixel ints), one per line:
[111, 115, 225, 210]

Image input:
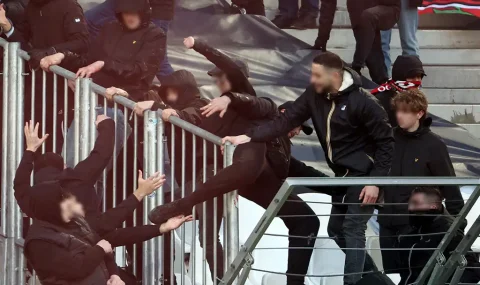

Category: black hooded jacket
[8, 0, 89, 55]
[22, 181, 116, 285]
[247, 68, 394, 178]
[378, 119, 465, 226]
[63, 0, 166, 101]
[398, 208, 480, 285]
[192, 39, 256, 97]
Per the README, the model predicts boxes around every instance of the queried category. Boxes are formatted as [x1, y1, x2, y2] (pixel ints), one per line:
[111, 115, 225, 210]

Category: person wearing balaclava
[371, 55, 426, 127]
[23, 181, 124, 285]
[378, 89, 464, 277]
[398, 187, 480, 285]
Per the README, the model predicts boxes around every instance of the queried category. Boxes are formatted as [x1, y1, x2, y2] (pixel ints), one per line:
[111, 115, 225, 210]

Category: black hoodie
[247, 68, 394, 178]
[63, 0, 166, 102]
[378, 118, 464, 227]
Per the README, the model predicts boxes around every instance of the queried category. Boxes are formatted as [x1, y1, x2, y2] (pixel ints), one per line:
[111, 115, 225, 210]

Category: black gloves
[28, 47, 56, 70]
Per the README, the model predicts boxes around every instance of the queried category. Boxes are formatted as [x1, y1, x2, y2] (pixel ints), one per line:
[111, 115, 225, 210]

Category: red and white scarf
[371, 80, 421, 95]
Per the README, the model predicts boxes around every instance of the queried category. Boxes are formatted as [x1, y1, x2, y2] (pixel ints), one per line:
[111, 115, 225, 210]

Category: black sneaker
[291, 15, 317, 30]
[148, 199, 192, 225]
[271, 15, 296, 29]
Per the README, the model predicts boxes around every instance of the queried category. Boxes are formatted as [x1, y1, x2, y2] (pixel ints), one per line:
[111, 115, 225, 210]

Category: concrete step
[457, 124, 480, 139]
[283, 28, 480, 49]
[429, 104, 480, 124]
[423, 89, 480, 105]
[330, 48, 480, 66]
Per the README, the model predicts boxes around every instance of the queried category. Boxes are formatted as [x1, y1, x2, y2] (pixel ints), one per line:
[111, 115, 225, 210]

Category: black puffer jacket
[63, 0, 166, 101]
[9, 0, 89, 54]
[378, 118, 464, 226]
[248, 68, 394, 177]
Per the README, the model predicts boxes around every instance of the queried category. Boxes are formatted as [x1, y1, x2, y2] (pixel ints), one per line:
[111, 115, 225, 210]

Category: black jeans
[169, 142, 320, 285]
[347, 0, 400, 84]
[327, 185, 376, 285]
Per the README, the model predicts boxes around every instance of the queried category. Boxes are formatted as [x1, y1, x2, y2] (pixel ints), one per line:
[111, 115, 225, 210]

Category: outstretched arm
[201, 93, 278, 120]
[72, 115, 115, 186]
[14, 121, 49, 216]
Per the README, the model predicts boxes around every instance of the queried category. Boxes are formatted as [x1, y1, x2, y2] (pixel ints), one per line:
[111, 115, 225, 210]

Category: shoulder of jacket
[147, 24, 167, 38]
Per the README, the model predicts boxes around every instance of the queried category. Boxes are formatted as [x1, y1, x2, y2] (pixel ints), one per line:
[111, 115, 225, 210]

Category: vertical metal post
[155, 111, 164, 284]
[143, 110, 158, 285]
[5, 42, 19, 285]
[78, 78, 92, 162]
[224, 143, 239, 268]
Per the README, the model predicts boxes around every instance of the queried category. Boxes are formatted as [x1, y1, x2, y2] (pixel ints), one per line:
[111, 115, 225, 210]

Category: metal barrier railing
[220, 177, 480, 285]
[0, 39, 239, 285]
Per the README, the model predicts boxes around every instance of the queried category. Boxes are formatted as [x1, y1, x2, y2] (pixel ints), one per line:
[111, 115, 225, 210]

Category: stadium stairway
[263, 0, 480, 138]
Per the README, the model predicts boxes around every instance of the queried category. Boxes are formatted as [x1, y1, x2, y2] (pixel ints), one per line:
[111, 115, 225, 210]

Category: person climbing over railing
[137, 70, 322, 285]
[221, 52, 394, 285]
[399, 187, 480, 285]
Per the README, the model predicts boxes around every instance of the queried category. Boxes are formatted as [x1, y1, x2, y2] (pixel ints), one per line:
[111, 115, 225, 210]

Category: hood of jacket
[327, 67, 361, 100]
[29, 181, 67, 225]
[392, 55, 426, 81]
[394, 117, 432, 138]
[115, 0, 152, 29]
[156, 70, 201, 110]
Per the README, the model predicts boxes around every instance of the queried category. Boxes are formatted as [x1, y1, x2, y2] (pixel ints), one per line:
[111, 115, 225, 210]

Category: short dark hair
[412, 186, 443, 205]
[392, 89, 428, 117]
[313, 52, 344, 71]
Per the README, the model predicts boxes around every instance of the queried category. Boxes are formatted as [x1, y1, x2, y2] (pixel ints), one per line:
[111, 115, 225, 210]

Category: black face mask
[409, 209, 442, 228]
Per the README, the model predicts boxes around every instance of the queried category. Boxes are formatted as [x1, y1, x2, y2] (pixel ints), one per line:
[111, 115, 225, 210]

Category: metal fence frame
[220, 177, 480, 285]
[0, 39, 240, 285]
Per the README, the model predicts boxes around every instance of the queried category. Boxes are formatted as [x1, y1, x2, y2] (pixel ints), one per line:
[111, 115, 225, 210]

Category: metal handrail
[0, 38, 225, 146]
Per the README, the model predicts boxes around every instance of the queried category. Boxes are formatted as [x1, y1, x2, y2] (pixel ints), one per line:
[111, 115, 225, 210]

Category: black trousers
[347, 0, 400, 84]
[167, 142, 320, 285]
[379, 224, 411, 276]
[232, 0, 266, 15]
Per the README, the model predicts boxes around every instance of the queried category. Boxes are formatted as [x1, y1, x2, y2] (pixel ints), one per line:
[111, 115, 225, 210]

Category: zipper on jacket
[326, 101, 336, 162]
[406, 228, 423, 285]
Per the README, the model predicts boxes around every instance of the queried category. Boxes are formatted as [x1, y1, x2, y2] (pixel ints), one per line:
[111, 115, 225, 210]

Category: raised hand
[159, 215, 194, 233]
[24, 120, 49, 152]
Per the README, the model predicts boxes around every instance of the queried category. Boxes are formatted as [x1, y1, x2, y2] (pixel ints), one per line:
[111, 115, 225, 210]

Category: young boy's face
[396, 103, 424, 130]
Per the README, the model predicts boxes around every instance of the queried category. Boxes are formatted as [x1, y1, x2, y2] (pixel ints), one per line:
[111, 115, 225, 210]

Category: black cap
[34, 152, 64, 173]
[278, 101, 313, 135]
[392, 55, 426, 81]
[208, 58, 250, 78]
[30, 181, 68, 225]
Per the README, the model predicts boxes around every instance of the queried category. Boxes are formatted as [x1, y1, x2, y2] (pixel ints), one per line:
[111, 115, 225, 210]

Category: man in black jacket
[183, 36, 257, 97]
[223, 52, 394, 285]
[372, 55, 426, 127]
[139, 75, 321, 284]
[378, 89, 465, 274]
[398, 187, 479, 285]
[314, 0, 400, 84]
[84, 0, 175, 79]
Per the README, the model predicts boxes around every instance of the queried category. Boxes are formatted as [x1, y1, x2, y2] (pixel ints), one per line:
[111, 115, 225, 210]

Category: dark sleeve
[27, 241, 106, 279]
[360, 94, 394, 177]
[51, 1, 89, 55]
[102, 225, 160, 247]
[13, 151, 35, 216]
[104, 254, 119, 276]
[246, 89, 312, 142]
[72, 119, 115, 186]
[224, 93, 278, 120]
[428, 139, 465, 216]
[176, 99, 209, 125]
[192, 39, 252, 92]
[86, 195, 140, 236]
[288, 156, 329, 178]
[7, 8, 31, 48]
[316, 0, 337, 48]
[102, 28, 165, 82]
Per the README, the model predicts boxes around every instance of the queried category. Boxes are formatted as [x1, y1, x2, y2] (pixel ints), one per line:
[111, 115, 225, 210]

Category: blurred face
[165, 87, 179, 105]
[396, 105, 424, 130]
[408, 193, 439, 211]
[121, 12, 141, 30]
[406, 76, 423, 83]
[310, 64, 341, 94]
[213, 74, 231, 94]
[288, 126, 302, 139]
[59, 196, 85, 222]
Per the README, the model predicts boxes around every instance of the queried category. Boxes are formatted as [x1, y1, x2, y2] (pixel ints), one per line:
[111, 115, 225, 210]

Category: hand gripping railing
[0, 39, 240, 285]
[219, 177, 480, 285]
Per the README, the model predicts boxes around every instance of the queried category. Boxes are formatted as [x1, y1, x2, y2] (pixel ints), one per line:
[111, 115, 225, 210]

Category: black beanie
[392, 55, 426, 81]
[34, 152, 64, 174]
[30, 181, 68, 225]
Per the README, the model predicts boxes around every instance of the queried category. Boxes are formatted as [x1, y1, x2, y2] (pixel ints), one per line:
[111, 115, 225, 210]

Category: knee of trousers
[359, 10, 377, 27]
[342, 221, 368, 238]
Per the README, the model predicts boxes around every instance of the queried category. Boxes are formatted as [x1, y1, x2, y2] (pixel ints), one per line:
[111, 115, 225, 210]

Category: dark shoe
[352, 65, 362, 77]
[313, 38, 327, 51]
[148, 199, 191, 225]
[291, 15, 317, 30]
[271, 15, 296, 29]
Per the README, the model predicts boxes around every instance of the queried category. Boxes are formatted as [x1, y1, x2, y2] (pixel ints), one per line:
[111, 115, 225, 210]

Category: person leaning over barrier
[135, 72, 322, 285]
[398, 187, 480, 285]
[221, 52, 394, 285]
[378, 89, 465, 275]
[183, 36, 257, 97]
